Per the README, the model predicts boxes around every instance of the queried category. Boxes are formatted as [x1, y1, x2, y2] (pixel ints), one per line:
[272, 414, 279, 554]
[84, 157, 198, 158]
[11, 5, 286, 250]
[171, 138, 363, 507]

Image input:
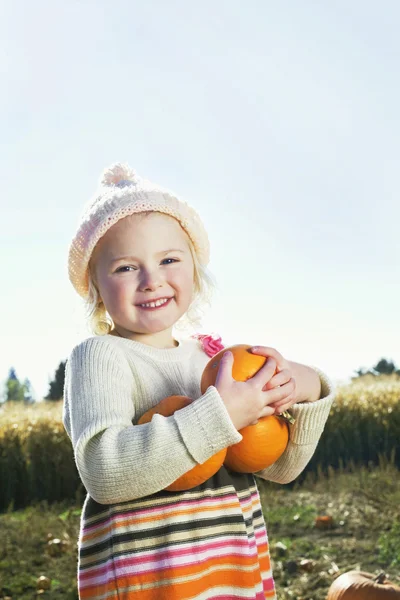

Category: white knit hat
[68, 163, 210, 298]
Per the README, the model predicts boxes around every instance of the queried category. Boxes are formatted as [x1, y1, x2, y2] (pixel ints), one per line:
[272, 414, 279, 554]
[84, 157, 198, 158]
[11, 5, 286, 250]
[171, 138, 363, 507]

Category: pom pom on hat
[100, 162, 138, 187]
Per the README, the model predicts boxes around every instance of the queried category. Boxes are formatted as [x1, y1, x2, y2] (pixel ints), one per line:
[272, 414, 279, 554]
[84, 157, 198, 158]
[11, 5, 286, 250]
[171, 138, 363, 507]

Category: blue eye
[116, 259, 179, 273]
[116, 266, 135, 273]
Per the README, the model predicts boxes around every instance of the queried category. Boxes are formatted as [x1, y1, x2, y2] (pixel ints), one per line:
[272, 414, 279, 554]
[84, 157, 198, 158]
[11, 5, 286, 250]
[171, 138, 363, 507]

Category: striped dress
[64, 333, 335, 600]
[78, 466, 276, 600]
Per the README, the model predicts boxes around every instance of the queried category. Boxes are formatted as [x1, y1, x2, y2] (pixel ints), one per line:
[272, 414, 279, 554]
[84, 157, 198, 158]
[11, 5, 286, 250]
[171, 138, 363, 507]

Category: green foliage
[26, 420, 82, 504]
[262, 501, 316, 530]
[22, 377, 34, 403]
[46, 360, 67, 400]
[0, 403, 84, 512]
[378, 518, 400, 567]
[292, 376, 400, 486]
[0, 427, 29, 510]
[374, 358, 398, 375]
[5, 367, 27, 402]
[0, 502, 80, 599]
[353, 357, 400, 378]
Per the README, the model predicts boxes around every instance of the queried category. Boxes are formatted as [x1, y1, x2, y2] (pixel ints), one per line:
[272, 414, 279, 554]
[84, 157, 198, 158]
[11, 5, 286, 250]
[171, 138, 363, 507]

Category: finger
[259, 405, 276, 419]
[269, 379, 296, 404]
[271, 396, 295, 410]
[263, 369, 292, 390]
[271, 393, 295, 408]
[252, 357, 277, 386]
[270, 391, 297, 412]
[274, 399, 296, 415]
[250, 346, 284, 365]
[263, 379, 295, 404]
[253, 357, 277, 388]
[270, 399, 291, 410]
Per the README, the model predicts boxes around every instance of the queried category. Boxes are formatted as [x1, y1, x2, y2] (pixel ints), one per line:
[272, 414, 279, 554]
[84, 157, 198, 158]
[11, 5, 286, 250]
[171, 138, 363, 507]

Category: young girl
[63, 163, 335, 600]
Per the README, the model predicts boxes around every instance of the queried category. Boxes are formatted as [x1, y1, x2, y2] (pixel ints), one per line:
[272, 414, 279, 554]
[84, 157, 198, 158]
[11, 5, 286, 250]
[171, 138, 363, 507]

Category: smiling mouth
[136, 297, 173, 310]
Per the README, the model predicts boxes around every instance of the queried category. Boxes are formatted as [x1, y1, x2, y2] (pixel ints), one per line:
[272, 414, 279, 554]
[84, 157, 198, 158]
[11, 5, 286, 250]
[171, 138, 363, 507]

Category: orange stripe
[259, 553, 271, 573]
[80, 586, 119, 600]
[80, 555, 265, 599]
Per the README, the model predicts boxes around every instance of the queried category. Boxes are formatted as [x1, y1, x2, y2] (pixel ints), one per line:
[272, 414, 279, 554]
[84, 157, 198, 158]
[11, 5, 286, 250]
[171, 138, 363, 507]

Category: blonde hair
[85, 215, 218, 337]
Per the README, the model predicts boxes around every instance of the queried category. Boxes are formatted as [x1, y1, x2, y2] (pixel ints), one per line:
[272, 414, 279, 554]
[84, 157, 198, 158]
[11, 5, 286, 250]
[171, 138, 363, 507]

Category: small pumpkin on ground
[315, 515, 335, 529]
[138, 395, 227, 492]
[201, 344, 291, 473]
[327, 570, 400, 599]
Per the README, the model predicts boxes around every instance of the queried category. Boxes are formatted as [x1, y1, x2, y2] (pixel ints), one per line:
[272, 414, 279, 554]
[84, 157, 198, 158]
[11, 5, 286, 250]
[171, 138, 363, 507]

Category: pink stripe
[263, 576, 275, 592]
[80, 536, 260, 582]
[255, 528, 268, 541]
[115, 541, 257, 573]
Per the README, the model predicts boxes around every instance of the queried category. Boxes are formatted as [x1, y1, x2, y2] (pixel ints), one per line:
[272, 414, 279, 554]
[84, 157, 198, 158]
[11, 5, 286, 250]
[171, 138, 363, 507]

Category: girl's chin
[113, 321, 176, 337]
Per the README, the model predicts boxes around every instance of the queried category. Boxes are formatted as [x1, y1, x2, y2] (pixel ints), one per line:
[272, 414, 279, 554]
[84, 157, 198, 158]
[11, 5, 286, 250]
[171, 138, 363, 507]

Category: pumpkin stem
[374, 572, 387, 584]
[280, 410, 296, 425]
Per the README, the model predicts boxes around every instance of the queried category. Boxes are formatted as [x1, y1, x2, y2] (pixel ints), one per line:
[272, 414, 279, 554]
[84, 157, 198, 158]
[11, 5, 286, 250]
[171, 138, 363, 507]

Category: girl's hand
[215, 353, 291, 431]
[250, 346, 297, 415]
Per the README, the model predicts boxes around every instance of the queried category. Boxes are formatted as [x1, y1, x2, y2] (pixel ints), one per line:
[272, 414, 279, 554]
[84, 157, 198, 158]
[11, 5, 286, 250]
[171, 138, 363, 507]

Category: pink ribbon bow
[191, 333, 225, 357]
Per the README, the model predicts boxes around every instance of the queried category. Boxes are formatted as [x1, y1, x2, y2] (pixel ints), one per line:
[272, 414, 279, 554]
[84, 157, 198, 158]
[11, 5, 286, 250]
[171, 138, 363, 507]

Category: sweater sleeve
[63, 338, 241, 504]
[254, 367, 335, 484]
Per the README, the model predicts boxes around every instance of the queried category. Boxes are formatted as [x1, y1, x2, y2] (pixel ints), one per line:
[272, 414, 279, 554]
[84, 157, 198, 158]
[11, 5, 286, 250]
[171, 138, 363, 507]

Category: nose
[138, 268, 163, 292]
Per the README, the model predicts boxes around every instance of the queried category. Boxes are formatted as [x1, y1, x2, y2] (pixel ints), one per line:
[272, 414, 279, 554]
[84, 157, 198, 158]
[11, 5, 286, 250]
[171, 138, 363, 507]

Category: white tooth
[141, 298, 168, 308]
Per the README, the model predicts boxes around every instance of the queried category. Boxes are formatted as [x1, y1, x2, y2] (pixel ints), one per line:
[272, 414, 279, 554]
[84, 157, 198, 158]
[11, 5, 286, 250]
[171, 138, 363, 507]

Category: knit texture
[68, 163, 210, 298]
[63, 334, 335, 504]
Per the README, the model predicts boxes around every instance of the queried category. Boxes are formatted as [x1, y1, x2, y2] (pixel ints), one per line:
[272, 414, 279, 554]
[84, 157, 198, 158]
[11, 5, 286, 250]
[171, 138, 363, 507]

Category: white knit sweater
[63, 334, 335, 504]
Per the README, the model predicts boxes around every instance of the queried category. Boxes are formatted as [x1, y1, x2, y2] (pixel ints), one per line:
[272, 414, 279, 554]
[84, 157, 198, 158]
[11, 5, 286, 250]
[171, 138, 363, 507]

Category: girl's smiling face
[90, 212, 195, 348]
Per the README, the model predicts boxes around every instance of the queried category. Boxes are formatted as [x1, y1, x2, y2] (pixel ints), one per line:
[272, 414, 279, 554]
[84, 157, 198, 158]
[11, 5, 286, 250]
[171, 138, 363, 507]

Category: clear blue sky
[1, 1, 399, 400]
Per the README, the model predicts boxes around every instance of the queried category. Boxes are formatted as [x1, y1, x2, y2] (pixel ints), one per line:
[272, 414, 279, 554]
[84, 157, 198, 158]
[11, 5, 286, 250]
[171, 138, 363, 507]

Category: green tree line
[1, 356, 399, 404]
[1, 361, 66, 403]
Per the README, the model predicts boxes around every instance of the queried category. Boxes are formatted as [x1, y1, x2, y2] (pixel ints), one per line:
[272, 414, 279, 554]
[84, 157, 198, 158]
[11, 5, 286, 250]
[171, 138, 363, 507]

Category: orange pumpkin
[327, 570, 400, 599]
[201, 344, 289, 473]
[224, 415, 289, 473]
[201, 344, 267, 391]
[138, 395, 227, 492]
